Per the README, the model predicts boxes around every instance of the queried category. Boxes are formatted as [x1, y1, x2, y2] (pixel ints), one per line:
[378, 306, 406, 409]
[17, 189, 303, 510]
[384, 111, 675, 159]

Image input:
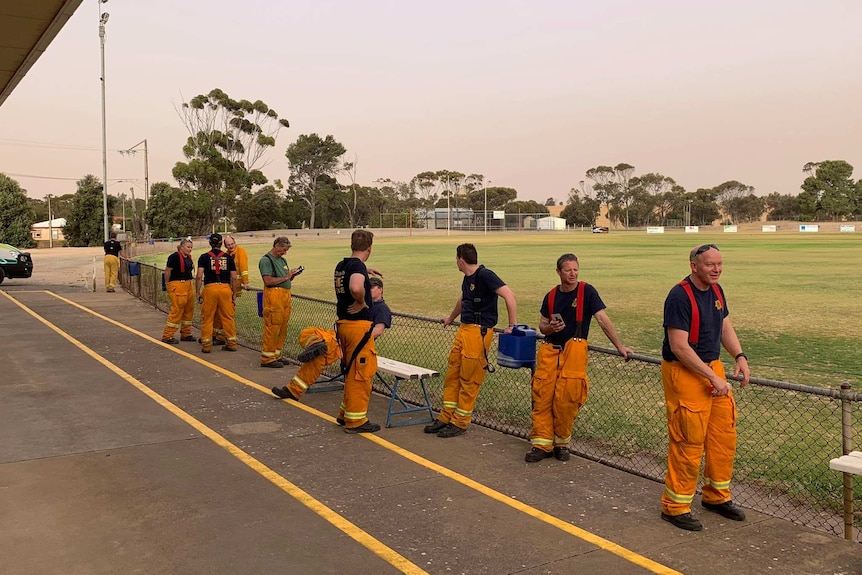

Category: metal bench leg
[383, 376, 435, 428]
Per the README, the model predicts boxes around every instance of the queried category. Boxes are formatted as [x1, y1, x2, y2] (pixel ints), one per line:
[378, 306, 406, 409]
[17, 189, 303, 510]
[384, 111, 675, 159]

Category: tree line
[1, 87, 859, 247]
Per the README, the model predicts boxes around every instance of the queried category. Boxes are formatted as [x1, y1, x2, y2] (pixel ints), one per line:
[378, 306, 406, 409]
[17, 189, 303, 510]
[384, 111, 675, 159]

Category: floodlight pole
[98, 0, 110, 241]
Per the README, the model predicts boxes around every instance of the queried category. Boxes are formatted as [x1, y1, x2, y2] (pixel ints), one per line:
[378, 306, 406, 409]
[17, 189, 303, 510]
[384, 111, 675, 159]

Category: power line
[0, 138, 143, 153]
[3, 172, 141, 182]
[0, 138, 101, 152]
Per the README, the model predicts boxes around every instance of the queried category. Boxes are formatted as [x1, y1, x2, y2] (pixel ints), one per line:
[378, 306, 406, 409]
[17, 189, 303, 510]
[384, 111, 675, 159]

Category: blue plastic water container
[128, 262, 140, 277]
[497, 324, 537, 369]
[257, 291, 264, 317]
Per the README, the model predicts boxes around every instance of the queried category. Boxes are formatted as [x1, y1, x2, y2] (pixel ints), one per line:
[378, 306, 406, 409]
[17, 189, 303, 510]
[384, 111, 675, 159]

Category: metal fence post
[839, 381, 855, 540]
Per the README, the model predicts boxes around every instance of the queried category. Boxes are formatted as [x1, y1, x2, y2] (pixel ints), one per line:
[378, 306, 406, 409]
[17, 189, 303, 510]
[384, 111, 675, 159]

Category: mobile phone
[551, 313, 563, 323]
[293, 266, 304, 276]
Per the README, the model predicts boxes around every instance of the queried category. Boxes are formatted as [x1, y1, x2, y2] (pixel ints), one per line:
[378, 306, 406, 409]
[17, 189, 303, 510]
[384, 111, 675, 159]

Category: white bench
[830, 451, 862, 474]
[375, 357, 438, 428]
[829, 451, 862, 540]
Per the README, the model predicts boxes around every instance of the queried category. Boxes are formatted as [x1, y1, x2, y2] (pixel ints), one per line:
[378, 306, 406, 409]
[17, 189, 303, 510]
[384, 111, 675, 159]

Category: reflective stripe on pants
[661, 359, 737, 515]
[162, 281, 195, 339]
[336, 320, 377, 428]
[260, 288, 292, 364]
[440, 324, 493, 430]
[529, 339, 590, 451]
[200, 284, 236, 351]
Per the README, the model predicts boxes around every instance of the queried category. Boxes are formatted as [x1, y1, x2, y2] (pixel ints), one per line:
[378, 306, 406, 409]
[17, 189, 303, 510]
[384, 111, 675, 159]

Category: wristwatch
[734, 352, 747, 361]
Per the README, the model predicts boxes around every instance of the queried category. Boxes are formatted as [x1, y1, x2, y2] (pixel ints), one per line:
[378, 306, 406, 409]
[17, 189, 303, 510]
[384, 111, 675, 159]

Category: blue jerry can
[497, 324, 537, 369]
[257, 291, 264, 317]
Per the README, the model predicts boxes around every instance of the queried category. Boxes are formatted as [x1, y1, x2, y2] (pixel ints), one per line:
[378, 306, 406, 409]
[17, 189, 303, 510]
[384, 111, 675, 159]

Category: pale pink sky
[1, 0, 860, 203]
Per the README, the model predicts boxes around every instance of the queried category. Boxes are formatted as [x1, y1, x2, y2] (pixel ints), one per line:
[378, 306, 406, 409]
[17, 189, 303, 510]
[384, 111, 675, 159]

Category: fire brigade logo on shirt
[469, 283, 475, 291]
[715, 299, 722, 310]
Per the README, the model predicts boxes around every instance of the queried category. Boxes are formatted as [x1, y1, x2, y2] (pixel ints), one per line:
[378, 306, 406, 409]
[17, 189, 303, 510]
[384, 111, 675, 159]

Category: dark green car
[0, 243, 34, 284]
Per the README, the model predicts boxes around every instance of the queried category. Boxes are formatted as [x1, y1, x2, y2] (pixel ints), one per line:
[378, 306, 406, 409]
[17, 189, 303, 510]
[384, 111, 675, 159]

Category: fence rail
[120, 258, 862, 542]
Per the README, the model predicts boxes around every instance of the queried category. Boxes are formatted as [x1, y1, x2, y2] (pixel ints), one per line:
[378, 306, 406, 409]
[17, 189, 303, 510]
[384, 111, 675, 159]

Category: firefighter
[195, 233, 238, 353]
[259, 237, 301, 368]
[161, 238, 196, 343]
[660, 244, 751, 531]
[424, 243, 517, 438]
[525, 253, 631, 463]
[212, 235, 249, 345]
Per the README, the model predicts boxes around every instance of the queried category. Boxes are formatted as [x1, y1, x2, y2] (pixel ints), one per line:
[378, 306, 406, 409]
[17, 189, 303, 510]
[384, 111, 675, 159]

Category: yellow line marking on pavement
[2, 291, 427, 575]
[40, 291, 680, 575]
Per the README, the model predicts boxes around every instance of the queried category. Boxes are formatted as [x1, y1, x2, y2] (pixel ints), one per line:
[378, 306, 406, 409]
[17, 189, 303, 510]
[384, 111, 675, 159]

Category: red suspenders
[547, 282, 587, 339]
[678, 278, 723, 345]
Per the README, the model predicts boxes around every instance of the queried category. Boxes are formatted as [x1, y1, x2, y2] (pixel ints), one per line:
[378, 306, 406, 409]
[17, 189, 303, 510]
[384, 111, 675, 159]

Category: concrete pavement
[1, 281, 859, 575]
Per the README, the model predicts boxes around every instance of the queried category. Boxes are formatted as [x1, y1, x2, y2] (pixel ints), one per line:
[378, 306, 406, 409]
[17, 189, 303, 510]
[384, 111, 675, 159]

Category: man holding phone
[525, 253, 632, 463]
[259, 236, 303, 368]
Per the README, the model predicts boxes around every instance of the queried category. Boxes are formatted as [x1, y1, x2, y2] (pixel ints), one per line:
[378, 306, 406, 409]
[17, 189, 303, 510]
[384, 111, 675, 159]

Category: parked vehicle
[0, 243, 34, 284]
[591, 226, 610, 233]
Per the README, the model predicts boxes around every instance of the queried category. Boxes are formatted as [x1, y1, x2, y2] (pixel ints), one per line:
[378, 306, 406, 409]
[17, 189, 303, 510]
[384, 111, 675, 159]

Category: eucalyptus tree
[285, 133, 346, 229]
[713, 180, 756, 224]
[173, 88, 289, 234]
[798, 160, 858, 221]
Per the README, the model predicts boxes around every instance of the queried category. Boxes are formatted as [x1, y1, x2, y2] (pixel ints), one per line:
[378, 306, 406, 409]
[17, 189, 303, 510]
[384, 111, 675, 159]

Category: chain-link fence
[120, 258, 862, 542]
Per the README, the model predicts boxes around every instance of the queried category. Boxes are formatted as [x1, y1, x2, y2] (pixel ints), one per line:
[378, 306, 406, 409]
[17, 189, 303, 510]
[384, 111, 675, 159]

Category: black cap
[209, 233, 223, 246]
[369, 277, 383, 288]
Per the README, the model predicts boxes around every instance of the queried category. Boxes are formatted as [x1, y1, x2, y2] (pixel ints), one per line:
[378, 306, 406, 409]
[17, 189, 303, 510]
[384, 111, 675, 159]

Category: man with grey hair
[259, 236, 302, 368]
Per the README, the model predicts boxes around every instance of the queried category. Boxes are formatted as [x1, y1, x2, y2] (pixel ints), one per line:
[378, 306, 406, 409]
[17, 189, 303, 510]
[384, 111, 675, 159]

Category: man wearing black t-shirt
[103, 232, 123, 292]
[333, 229, 384, 434]
[424, 243, 517, 438]
[526, 253, 631, 463]
[195, 233, 238, 353]
[659, 244, 750, 532]
[161, 238, 196, 343]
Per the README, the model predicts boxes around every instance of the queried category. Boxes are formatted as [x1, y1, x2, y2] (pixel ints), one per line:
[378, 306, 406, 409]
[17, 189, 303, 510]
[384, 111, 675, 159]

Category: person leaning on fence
[103, 231, 123, 293]
[271, 276, 392, 406]
[660, 243, 751, 531]
[332, 229, 384, 434]
[525, 253, 632, 463]
[195, 233, 238, 353]
[210, 235, 250, 345]
[161, 238, 197, 344]
[259, 237, 302, 368]
[424, 243, 517, 439]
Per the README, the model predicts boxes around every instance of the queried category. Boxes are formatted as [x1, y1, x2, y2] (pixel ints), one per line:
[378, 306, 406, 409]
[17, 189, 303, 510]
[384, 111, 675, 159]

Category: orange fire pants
[104, 254, 119, 291]
[529, 339, 590, 452]
[162, 281, 195, 340]
[200, 284, 237, 351]
[439, 324, 494, 430]
[661, 359, 737, 516]
[286, 328, 342, 400]
[335, 320, 377, 429]
[260, 288, 292, 365]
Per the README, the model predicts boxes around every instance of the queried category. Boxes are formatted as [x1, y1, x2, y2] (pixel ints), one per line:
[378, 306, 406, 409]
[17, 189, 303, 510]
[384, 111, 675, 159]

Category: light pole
[119, 139, 149, 208]
[46, 194, 54, 248]
[98, 0, 110, 241]
[484, 178, 492, 235]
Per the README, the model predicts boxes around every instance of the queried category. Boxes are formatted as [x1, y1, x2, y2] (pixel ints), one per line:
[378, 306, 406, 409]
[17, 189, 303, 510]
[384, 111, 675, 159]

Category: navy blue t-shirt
[540, 283, 606, 344]
[662, 276, 728, 362]
[198, 250, 235, 285]
[165, 251, 194, 281]
[334, 257, 372, 321]
[371, 298, 392, 329]
[460, 265, 506, 328]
